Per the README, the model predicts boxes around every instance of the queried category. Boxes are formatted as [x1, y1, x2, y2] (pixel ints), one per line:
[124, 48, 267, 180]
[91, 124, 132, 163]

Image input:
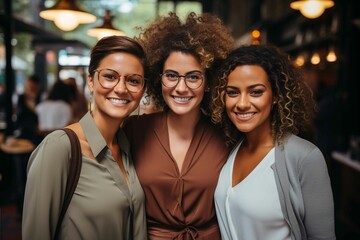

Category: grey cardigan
[273, 134, 336, 240]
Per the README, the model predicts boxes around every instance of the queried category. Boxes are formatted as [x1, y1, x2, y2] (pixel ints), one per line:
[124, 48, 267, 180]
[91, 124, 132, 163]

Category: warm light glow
[326, 49, 337, 62]
[295, 55, 305, 67]
[87, 9, 125, 40]
[251, 30, 261, 38]
[311, 53, 321, 64]
[87, 28, 125, 40]
[53, 11, 80, 31]
[39, 0, 96, 31]
[290, 0, 334, 19]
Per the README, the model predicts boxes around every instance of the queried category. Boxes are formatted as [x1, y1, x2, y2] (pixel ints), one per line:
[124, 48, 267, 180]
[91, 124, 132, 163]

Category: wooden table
[0, 138, 35, 155]
[0, 137, 35, 215]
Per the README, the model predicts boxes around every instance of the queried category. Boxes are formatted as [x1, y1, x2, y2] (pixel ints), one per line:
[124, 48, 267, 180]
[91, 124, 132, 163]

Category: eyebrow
[163, 69, 203, 74]
[226, 83, 267, 90]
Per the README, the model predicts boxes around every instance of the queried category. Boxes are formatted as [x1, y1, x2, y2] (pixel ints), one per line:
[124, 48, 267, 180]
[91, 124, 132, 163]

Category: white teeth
[173, 97, 191, 102]
[237, 113, 254, 118]
[109, 98, 128, 104]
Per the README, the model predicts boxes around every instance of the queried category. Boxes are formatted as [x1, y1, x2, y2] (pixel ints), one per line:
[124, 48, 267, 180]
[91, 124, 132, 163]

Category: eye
[101, 71, 118, 81]
[225, 88, 239, 97]
[250, 89, 264, 96]
[126, 75, 143, 86]
[186, 73, 202, 82]
[164, 72, 179, 81]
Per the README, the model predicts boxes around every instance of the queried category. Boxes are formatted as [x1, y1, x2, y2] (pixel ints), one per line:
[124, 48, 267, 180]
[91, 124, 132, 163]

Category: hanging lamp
[40, 0, 96, 31]
[87, 9, 125, 40]
[290, 0, 334, 19]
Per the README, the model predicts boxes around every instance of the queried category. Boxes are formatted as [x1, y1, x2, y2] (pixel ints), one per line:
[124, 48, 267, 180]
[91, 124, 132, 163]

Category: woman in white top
[210, 45, 335, 240]
[36, 80, 73, 134]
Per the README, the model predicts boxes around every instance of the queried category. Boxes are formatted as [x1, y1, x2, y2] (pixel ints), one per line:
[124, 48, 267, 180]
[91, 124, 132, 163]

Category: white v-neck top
[214, 142, 291, 240]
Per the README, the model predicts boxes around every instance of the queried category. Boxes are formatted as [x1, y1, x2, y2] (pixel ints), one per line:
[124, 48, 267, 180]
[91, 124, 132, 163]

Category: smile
[108, 98, 129, 104]
[235, 112, 255, 120]
[172, 96, 192, 102]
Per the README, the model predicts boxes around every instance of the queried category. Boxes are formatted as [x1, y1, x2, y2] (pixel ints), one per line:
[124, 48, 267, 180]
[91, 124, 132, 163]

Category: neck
[91, 111, 122, 146]
[244, 126, 274, 151]
[167, 110, 201, 138]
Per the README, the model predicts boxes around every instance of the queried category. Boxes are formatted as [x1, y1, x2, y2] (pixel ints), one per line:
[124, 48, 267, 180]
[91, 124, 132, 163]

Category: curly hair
[135, 12, 234, 112]
[211, 45, 316, 146]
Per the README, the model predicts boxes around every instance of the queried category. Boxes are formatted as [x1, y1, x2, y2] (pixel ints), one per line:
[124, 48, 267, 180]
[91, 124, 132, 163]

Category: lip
[234, 112, 255, 120]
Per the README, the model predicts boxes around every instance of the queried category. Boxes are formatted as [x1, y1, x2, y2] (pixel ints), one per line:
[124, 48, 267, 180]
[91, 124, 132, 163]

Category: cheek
[255, 96, 273, 114]
[132, 91, 144, 104]
[225, 97, 236, 113]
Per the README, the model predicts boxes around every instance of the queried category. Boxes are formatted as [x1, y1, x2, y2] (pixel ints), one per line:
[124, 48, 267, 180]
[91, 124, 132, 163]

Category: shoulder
[284, 134, 319, 153]
[278, 134, 326, 169]
[200, 113, 226, 137]
[284, 134, 322, 156]
[123, 112, 163, 132]
[27, 129, 73, 180]
[29, 130, 71, 165]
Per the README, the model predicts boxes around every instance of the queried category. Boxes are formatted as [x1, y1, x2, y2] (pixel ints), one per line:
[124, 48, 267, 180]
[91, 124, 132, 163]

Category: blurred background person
[36, 80, 74, 136]
[64, 77, 88, 122]
[13, 74, 42, 145]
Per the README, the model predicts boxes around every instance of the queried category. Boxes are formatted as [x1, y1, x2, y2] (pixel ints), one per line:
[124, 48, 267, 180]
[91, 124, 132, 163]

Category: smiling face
[161, 51, 206, 116]
[225, 65, 274, 136]
[88, 52, 144, 123]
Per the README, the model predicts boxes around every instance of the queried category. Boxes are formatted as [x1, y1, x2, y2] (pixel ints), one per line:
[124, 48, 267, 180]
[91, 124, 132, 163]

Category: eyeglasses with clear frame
[160, 70, 204, 89]
[93, 69, 145, 93]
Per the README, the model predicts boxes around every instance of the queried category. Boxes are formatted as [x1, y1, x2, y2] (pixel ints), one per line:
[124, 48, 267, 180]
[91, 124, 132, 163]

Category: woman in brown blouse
[123, 12, 234, 239]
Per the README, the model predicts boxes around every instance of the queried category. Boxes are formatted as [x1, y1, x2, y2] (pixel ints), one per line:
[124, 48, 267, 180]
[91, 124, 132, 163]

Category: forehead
[163, 51, 203, 72]
[98, 52, 144, 74]
[227, 65, 270, 87]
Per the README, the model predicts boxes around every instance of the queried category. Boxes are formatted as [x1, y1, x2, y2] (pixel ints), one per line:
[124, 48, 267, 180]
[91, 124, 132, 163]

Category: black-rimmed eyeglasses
[160, 70, 204, 89]
[94, 69, 145, 93]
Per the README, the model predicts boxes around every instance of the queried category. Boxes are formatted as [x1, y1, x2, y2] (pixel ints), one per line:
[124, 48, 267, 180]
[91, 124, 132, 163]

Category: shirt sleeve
[22, 130, 71, 240]
[299, 147, 336, 240]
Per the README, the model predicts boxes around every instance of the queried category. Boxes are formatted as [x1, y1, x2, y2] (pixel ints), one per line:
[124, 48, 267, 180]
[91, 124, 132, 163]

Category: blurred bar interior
[0, 0, 360, 239]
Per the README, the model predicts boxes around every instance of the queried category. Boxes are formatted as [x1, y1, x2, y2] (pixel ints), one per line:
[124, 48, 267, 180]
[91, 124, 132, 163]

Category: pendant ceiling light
[40, 0, 96, 31]
[290, 0, 334, 19]
[87, 9, 125, 40]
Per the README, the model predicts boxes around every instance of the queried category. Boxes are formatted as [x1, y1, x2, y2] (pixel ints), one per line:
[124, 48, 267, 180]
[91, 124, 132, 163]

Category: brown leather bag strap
[54, 128, 82, 240]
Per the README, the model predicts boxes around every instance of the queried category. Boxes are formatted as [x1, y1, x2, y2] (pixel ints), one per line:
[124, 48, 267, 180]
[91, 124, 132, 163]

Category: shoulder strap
[54, 128, 82, 240]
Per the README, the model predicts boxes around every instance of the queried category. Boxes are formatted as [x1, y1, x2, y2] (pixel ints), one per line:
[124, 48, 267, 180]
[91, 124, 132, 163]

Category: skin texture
[88, 52, 144, 125]
[225, 65, 275, 185]
[162, 51, 206, 118]
[225, 65, 273, 137]
[211, 45, 316, 146]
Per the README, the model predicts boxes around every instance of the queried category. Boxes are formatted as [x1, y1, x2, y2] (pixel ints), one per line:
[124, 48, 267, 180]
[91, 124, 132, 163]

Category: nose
[236, 94, 250, 109]
[113, 77, 128, 93]
[175, 76, 188, 92]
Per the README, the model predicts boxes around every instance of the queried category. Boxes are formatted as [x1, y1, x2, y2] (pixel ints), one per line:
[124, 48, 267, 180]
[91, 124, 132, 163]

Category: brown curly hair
[211, 45, 316, 146]
[135, 12, 234, 112]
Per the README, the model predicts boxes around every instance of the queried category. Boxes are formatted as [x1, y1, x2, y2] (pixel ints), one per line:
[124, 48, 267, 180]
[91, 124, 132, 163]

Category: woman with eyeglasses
[22, 36, 147, 240]
[123, 12, 234, 239]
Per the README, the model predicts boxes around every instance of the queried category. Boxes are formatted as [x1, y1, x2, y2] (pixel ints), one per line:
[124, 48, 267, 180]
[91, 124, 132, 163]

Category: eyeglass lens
[97, 69, 144, 92]
[161, 71, 203, 89]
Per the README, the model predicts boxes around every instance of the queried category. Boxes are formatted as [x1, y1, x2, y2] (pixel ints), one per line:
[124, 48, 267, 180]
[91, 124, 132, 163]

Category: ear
[87, 74, 94, 93]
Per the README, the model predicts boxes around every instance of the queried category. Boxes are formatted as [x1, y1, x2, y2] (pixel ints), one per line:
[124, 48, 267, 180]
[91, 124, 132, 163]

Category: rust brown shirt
[124, 111, 229, 239]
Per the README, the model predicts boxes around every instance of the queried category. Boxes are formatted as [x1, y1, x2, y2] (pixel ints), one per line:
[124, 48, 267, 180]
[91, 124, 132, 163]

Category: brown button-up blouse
[124, 111, 229, 239]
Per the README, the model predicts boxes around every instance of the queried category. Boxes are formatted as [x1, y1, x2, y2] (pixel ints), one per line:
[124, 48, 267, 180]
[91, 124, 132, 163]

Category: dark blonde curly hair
[135, 12, 234, 112]
[211, 45, 316, 146]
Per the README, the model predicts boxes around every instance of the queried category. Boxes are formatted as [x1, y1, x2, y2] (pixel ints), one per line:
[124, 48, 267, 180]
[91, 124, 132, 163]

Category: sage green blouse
[22, 112, 147, 240]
